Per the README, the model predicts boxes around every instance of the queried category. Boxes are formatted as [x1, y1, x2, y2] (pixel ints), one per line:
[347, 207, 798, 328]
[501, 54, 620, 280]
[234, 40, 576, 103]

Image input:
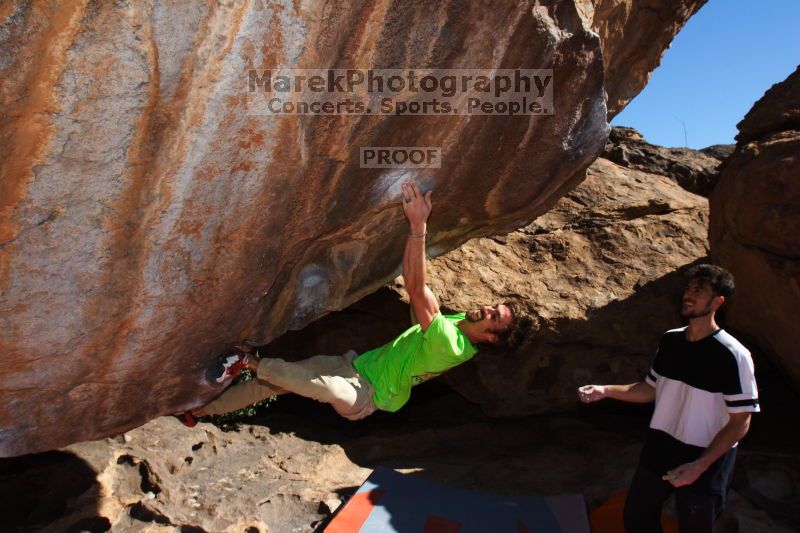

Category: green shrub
[202, 369, 276, 427]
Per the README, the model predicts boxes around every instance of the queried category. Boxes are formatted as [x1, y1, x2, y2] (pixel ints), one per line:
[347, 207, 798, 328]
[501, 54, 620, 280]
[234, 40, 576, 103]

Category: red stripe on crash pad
[423, 515, 462, 533]
[517, 521, 531, 533]
[325, 489, 386, 533]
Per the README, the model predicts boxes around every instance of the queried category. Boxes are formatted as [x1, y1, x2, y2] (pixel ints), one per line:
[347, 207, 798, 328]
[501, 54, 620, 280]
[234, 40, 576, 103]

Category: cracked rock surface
[5, 416, 369, 532]
[710, 65, 800, 393]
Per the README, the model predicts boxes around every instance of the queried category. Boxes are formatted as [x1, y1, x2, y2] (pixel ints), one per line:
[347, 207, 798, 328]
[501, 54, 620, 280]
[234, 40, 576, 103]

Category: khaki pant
[201, 350, 377, 421]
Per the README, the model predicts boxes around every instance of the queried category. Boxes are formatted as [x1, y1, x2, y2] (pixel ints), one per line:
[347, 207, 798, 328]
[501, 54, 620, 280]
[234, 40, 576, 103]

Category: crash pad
[326, 467, 590, 533]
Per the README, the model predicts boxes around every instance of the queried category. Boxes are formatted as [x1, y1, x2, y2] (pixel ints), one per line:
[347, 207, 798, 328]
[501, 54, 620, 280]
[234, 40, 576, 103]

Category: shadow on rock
[0, 450, 107, 532]
[442, 261, 706, 417]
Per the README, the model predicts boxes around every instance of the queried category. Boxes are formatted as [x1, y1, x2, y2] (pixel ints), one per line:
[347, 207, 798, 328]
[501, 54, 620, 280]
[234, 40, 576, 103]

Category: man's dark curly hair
[686, 264, 735, 298]
[494, 301, 534, 351]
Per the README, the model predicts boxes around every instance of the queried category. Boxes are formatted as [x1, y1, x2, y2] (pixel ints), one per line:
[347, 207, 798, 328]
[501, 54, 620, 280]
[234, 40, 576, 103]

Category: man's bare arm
[664, 412, 751, 487]
[578, 382, 655, 404]
[401, 180, 438, 331]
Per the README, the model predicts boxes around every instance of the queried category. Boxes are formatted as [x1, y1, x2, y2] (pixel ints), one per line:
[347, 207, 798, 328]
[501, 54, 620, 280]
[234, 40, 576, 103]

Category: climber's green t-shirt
[352, 312, 477, 412]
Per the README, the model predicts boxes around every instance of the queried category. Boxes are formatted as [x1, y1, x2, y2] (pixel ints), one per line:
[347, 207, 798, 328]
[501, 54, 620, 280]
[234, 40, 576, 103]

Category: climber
[578, 264, 759, 533]
[179, 179, 529, 426]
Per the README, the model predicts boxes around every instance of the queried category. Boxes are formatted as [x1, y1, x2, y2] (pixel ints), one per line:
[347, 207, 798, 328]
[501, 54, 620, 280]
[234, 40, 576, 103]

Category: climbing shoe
[205, 346, 250, 384]
[176, 411, 198, 428]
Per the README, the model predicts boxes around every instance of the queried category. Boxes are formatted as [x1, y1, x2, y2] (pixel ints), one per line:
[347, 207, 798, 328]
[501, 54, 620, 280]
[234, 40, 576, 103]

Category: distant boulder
[602, 126, 731, 196]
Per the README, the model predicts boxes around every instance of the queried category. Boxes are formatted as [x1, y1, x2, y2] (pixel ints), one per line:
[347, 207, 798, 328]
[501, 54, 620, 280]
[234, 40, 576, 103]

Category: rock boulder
[0, 0, 703, 455]
[709, 66, 800, 392]
[602, 126, 731, 196]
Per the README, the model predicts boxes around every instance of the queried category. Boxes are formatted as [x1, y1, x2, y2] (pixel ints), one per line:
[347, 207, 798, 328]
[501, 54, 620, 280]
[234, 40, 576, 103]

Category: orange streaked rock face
[0, 0, 704, 455]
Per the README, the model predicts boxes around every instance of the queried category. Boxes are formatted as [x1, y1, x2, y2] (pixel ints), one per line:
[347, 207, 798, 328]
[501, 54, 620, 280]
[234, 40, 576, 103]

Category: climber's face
[463, 304, 514, 344]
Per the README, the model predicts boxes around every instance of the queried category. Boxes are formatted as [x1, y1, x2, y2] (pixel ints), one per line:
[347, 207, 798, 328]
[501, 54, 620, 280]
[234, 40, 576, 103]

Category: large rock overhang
[0, 0, 704, 455]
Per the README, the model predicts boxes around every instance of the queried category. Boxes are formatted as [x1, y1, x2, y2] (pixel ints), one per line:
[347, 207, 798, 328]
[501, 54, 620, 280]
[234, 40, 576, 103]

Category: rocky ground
[1, 381, 798, 532]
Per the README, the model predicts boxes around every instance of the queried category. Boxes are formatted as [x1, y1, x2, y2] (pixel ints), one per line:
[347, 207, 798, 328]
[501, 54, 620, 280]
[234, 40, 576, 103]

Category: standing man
[579, 264, 759, 532]
[180, 179, 526, 425]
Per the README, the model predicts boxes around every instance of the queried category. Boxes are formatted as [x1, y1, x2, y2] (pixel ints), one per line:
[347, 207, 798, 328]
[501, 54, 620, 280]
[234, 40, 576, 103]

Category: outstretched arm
[578, 382, 655, 404]
[401, 180, 439, 331]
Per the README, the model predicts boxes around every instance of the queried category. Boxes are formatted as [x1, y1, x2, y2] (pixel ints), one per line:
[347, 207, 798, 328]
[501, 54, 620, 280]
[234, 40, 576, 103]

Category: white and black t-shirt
[640, 327, 759, 483]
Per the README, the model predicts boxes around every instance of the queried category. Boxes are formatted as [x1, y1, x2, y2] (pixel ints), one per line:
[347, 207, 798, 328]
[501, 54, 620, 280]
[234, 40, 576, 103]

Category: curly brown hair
[494, 301, 533, 351]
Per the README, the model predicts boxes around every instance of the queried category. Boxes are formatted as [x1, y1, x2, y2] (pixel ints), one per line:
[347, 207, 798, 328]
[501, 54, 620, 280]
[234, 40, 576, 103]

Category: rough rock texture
[700, 143, 735, 162]
[0, 0, 703, 456]
[574, 0, 707, 117]
[710, 66, 800, 392]
[417, 156, 710, 415]
[1, 416, 369, 532]
[602, 126, 731, 196]
[733, 66, 800, 144]
[2, 391, 797, 532]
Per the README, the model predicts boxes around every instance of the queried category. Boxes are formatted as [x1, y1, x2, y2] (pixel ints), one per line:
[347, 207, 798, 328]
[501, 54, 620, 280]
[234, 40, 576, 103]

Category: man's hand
[662, 412, 751, 488]
[578, 382, 655, 403]
[663, 461, 706, 488]
[401, 180, 432, 232]
[578, 385, 606, 403]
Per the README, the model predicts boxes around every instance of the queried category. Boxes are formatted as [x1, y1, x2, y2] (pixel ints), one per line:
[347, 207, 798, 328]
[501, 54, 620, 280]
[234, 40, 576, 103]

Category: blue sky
[611, 0, 800, 149]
